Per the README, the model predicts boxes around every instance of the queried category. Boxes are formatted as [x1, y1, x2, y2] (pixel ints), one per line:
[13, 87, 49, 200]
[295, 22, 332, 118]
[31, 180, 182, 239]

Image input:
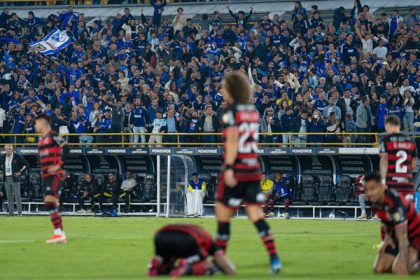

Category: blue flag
[29, 27, 71, 55]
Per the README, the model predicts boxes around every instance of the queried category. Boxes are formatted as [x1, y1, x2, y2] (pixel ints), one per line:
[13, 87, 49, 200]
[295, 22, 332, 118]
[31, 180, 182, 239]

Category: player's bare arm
[47, 165, 62, 173]
[213, 253, 236, 275]
[379, 154, 388, 185]
[392, 223, 409, 275]
[381, 233, 395, 254]
[223, 127, 238, 188]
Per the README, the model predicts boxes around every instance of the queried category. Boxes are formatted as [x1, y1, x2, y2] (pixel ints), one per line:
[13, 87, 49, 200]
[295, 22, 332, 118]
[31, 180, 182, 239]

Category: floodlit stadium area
[0, 216, 396, 280]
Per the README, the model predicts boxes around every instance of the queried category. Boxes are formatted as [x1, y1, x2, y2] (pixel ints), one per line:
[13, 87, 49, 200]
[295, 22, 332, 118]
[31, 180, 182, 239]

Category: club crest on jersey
[222, 111, 235, 125]
[392, 212, 401, 222]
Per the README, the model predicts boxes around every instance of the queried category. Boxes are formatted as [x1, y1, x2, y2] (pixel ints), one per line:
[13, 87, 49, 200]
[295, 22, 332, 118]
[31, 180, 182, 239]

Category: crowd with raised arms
[0, 1, 418, 146]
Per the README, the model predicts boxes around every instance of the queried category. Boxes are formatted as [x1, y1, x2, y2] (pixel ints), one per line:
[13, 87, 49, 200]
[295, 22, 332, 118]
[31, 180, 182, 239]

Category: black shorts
[42, 176, 62, 197]
[155, 231, 204, 263]
[383, 236, 420, 260]
[384, 238, 399, 257]
[216, 177, 265, 209]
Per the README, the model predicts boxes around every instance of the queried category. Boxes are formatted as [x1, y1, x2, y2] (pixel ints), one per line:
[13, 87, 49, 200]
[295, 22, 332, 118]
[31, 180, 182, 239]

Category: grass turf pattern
[0, 217, 400, 279]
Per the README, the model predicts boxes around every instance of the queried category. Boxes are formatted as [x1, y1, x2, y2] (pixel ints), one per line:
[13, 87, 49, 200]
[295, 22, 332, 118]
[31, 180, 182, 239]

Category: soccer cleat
[147, 256, 163, 277]
[270, 256, 282, 274]
[169, 259, 190, 277]
[46, 234, 68, 244]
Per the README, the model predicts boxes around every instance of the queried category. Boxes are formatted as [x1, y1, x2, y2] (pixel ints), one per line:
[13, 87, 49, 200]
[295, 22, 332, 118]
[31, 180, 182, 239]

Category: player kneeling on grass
[364, 172, 420, 275]
[148, 224, 235, 277]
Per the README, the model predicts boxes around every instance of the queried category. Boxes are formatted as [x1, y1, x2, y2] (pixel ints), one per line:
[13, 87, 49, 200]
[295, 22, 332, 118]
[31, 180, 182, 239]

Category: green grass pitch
[0, 216, 402, 279]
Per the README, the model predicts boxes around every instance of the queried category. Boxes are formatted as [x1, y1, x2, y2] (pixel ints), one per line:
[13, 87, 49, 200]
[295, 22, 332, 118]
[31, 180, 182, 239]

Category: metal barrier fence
[0, 132, 379, 147]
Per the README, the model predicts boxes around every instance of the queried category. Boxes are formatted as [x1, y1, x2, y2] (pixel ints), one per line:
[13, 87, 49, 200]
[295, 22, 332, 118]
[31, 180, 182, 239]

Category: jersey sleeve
[221, 108, 237, 129]
[387, 191, 407, 226]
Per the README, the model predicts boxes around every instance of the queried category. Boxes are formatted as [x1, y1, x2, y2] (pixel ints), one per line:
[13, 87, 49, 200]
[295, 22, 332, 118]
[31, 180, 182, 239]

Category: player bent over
[147, 224, 235, 277]
[35, 115, 68, 244]
[215, 72, 282, 273]
[364, 173, 420, 275]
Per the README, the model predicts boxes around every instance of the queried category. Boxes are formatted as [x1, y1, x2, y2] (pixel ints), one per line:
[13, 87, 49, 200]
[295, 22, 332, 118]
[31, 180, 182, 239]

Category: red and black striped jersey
[221, 103, 262, 181]
[38, 130, 65, 180]
[372, 189, 420, 250]
[157, 224, 220, 257]
[380, 133, 416, 195]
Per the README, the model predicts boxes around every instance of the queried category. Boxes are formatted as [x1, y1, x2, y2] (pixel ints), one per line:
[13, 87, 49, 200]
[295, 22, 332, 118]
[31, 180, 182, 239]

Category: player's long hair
[223, 71, 252, 104]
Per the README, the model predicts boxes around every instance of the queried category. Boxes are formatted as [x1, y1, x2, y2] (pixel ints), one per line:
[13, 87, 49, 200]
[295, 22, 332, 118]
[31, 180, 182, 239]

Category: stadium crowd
[0, 1, 419, 146]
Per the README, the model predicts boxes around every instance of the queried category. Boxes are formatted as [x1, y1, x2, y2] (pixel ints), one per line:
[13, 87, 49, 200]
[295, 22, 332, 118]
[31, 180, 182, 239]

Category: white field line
[0, 240, 36, 244]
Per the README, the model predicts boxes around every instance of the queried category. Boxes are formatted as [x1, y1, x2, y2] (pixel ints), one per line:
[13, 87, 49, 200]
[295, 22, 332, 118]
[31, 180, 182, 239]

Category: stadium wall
[10, 146, 379, 184]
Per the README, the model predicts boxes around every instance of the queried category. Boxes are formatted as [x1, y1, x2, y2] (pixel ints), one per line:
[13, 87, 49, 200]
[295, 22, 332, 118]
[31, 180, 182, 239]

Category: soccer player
[380, 115, 417, 200]
[35, 114, 68, 244]
[364, 173, 419, 275]
[147, 224, 236, 277]
[215, 71, 282, 273]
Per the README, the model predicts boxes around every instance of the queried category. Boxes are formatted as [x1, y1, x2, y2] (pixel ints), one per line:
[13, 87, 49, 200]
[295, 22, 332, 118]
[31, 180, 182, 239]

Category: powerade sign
[336, 156, 373, 179]
[88, 155, 120, 174]
[123, 156, 153, 174]
[63, 156, 89, 176]
[266, 148, 288, 155]
[195, 157, 223, 176]
[13, 147, 381, 156]
[264, 156, 298, 178]
[197, 147, 220, 155]
[298, 156, 334, 182]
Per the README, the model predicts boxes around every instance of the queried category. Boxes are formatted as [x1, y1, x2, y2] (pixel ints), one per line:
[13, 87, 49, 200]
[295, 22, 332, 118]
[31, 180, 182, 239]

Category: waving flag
[29, 28, 71, 55]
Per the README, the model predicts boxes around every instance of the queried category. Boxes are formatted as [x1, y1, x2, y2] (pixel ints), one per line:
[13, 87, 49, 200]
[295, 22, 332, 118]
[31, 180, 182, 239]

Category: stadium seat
[299, 175, 317, 202]
[29, 173, 42, 199]
[335, 176, 352, 203]
[96, 174, 105, 186]
[208, 175, 219, 202]
[142, 173, 156, 201]
[316, 176, 334, 203]
[285, 175, 296, 201]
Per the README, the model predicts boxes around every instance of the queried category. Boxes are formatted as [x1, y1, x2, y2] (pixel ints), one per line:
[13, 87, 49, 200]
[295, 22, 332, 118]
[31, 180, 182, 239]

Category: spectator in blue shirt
[307, 110, 325, 144]
[151, 0, 167, 27]
[227, 5, 253, 28]
[280, 106, 294, 146]
[314, 91, 328, 115]
[131, 98, 147, 145]
[376, 95, 388, 133]
[387, 96, 402, 119]
[340, 34, 359, 65]
[10, 107, 26, 143]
